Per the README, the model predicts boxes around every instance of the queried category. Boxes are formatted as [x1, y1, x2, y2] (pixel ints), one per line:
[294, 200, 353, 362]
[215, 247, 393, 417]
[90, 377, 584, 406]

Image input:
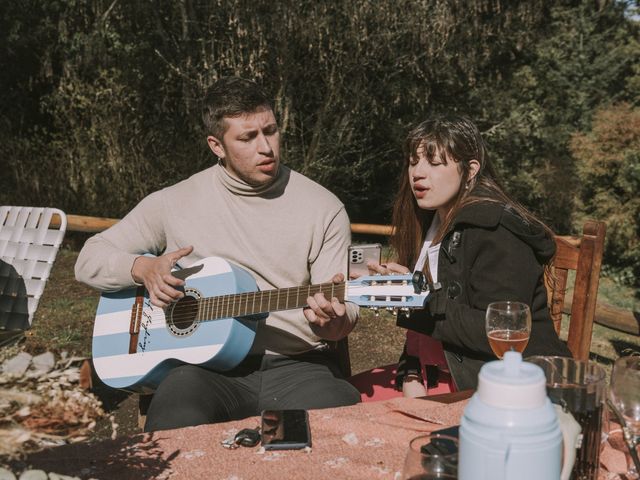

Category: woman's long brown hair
[390, 116, 555, 270]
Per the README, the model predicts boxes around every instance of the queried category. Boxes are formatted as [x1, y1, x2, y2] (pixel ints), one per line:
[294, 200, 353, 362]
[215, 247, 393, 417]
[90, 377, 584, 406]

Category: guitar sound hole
[173, 297, 197, 329]
[167, 288, 201, 337]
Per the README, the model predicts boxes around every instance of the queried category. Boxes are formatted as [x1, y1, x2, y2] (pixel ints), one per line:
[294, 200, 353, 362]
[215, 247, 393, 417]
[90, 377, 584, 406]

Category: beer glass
[485, 301, 531, 359]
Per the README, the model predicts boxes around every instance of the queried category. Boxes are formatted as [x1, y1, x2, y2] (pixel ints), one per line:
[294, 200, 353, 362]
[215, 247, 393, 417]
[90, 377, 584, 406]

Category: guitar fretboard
[194, 282, 346, 320]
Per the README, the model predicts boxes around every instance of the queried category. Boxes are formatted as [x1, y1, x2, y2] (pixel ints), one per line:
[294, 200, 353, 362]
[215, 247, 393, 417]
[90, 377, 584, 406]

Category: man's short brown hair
[202, 77, 273, 139]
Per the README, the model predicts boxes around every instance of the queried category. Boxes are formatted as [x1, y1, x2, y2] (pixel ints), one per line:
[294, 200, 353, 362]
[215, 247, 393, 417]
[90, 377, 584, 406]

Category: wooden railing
[50, 215, 397, 237]
[49, 213, 637, 336]
[51, 214, 119, 233]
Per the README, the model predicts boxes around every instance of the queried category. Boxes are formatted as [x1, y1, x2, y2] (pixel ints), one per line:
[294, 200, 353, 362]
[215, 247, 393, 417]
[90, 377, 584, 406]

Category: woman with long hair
[368, 115, 571, 395]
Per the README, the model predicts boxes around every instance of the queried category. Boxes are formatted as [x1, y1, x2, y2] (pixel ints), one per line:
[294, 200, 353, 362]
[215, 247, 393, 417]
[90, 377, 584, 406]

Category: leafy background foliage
[0, 0, 638, 285]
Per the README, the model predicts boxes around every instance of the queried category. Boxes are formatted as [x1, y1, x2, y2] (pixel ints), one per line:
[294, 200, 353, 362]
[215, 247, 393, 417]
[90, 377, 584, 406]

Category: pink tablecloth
[23, 397, 466, 479]
[20, 396, 634, 479]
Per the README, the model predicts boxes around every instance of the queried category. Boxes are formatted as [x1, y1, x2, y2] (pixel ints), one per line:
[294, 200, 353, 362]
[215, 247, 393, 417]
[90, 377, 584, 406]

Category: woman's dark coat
[397, 200, 571, 390]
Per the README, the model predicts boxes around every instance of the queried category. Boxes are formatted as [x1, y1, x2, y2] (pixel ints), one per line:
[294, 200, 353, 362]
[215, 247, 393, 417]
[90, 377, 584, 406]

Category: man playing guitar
[75, 77, 361, 431]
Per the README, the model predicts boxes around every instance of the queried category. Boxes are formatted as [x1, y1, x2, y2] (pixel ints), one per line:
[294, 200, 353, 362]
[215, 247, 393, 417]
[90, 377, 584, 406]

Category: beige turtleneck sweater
[75, 163, 358, 355]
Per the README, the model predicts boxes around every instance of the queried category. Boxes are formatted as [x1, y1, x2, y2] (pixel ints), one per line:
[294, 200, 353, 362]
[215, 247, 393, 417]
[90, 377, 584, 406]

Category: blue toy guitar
[92, 256, 430, 393]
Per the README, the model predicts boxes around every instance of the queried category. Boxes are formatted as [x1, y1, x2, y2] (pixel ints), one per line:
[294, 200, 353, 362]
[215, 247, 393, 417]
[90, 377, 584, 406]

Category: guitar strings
[131, 292, 347, 327]
[121, 277, 411, 329]
[129, 284, 348, 327]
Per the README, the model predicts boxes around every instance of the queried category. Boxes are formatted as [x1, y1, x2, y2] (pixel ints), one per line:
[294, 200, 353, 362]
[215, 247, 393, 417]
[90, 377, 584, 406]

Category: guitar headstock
[346, 274, 430, 310]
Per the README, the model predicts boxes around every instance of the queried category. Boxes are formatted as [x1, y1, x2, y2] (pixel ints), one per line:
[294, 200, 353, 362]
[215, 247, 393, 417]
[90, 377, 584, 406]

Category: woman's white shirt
[414, 216, 441, 283]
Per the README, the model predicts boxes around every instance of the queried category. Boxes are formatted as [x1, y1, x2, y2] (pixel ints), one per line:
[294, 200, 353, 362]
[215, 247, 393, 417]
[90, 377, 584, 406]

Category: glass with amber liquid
[485, 301, 531, 359]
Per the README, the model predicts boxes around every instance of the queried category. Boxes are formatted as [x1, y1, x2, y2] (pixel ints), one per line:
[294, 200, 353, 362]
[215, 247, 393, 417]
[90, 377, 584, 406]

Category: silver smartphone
[347, 243, 382, 278]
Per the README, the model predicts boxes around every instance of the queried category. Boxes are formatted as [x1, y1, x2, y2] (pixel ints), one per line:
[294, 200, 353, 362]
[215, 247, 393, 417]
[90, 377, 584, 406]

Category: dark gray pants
[144, 351, 361, 432]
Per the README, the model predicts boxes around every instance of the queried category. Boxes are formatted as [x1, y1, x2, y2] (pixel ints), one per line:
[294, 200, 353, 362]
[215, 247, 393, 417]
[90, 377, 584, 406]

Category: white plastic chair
[0, 206, 67, 331]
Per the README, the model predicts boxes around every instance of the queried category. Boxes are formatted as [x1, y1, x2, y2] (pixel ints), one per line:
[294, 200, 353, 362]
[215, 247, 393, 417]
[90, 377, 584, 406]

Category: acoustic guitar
[92, 256, 430, 393]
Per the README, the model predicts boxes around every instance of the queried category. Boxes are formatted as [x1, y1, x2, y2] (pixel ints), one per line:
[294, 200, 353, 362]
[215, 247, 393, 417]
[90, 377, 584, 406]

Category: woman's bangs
[408, 136, 447, 165]
[422, 139, 445, 164]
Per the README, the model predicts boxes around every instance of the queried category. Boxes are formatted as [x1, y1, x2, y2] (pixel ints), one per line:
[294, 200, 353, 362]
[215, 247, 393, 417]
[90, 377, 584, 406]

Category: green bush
[0, 0, 638, 279]
[571, 103, 640, 286]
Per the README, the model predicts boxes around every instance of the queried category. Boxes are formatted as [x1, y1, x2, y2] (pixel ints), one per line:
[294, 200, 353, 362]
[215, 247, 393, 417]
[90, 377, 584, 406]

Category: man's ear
[207, 136, 225, 159]
[468, 159, 481, 181]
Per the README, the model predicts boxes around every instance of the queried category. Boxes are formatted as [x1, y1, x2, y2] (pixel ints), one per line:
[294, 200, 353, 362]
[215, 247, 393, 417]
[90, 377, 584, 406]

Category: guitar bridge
[129, 287, 145, 354]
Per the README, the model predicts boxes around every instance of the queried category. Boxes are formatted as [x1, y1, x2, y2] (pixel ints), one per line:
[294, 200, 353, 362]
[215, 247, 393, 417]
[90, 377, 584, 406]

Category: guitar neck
[197, 282, 346, 320]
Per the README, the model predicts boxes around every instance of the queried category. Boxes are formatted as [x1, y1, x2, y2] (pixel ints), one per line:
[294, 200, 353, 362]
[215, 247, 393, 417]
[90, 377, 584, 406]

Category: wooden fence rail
[50, 215, 398, 237]
[49, 213, 637, 336]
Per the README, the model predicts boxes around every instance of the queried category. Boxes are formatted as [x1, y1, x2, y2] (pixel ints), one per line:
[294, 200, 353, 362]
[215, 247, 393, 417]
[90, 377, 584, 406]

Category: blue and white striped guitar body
[92, 257, 260, 393]
[91, 256, 430, 393]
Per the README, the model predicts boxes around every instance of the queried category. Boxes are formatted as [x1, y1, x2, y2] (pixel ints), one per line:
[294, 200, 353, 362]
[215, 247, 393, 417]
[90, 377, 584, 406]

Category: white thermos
[458, 351, 577, 480]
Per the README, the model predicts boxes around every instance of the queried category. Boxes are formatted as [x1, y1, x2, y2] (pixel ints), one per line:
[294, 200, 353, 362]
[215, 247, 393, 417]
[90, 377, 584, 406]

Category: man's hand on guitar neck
[131, 246, 194, 308]
[303, 273, 352, 341]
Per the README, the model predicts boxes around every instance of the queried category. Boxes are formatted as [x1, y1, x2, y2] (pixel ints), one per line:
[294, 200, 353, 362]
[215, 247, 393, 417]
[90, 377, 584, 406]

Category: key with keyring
[221, 427, 261, 449]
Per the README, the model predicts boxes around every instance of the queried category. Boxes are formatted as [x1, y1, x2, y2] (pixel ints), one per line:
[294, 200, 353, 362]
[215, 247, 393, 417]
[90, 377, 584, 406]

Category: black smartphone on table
[260, 409, 312, 450]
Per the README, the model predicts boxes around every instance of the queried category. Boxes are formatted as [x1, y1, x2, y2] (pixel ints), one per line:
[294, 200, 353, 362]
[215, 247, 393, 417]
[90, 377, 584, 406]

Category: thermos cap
[477, 351, 547, 409]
